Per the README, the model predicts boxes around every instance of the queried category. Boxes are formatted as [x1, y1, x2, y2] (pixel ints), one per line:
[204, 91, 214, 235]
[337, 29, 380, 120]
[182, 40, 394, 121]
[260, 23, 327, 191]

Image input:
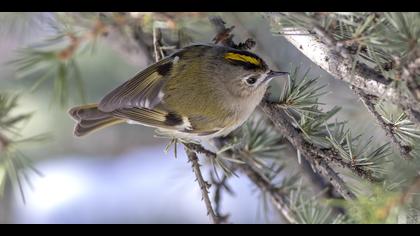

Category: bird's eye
[246, 76, 258, 85]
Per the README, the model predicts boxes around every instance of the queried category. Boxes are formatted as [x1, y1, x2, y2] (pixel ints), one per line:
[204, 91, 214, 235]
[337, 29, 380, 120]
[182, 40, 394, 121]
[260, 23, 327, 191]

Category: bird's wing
[98, 55, 176, 113]
[98, 44, 222, 136]
[98, 44, 214, 113]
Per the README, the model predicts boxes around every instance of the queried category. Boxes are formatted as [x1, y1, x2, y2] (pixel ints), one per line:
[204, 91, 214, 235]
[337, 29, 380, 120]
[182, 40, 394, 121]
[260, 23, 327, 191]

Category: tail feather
[69, 104, 124, 137]
[69, 104, 110, 121]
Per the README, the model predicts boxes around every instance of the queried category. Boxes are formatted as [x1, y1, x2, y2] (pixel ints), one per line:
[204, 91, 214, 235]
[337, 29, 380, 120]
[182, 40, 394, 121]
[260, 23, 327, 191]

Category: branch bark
[260, 101, 380, 183]
[260, 101, 359, 200]
[281, 27, 394, 98]
[352, 87, 413, 160]
[184, 146, 221, 224]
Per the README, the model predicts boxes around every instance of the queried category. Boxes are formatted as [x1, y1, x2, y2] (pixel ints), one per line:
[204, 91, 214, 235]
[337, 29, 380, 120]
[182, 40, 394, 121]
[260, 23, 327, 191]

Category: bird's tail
[68, 104, 124, 137]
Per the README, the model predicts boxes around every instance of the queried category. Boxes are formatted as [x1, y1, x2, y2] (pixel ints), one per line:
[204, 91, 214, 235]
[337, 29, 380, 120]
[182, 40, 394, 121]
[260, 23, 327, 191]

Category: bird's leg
[163, 137, 180, 158]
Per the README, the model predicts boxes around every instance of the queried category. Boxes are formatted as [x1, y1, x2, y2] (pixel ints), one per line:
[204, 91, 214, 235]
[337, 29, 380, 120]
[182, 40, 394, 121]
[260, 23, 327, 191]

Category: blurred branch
[184, 146, 221, 224]
[95, 13, 154, 66]
[209, 16, 256, 50]
[0, 93, 47, 201]
[210, 172, 232, 222]
[352, 87, 412, 160]
[403, 52, 420, 102]
[239, 162, 298, 224]
[101, 18, 154, 66]
[65, 12, 154, 67]
[0, 133, 9, 153]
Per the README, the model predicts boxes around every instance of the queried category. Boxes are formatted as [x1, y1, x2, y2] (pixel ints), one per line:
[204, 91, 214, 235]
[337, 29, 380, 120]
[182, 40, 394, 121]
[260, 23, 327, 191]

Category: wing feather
[98, 56, 174, 112]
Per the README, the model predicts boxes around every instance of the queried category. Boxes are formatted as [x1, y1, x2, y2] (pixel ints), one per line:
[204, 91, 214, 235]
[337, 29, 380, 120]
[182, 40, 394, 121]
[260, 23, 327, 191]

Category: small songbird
[69, 43, 287, 141]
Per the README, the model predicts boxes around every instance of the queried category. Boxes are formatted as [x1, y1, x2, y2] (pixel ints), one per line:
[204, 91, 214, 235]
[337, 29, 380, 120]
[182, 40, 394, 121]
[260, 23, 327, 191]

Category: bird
[69, 43, 287, 141]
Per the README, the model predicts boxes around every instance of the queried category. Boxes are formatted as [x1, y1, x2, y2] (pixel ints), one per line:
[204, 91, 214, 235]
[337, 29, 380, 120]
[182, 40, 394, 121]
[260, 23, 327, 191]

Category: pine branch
[266, 13, 420, 124]
[212, 138, 344, 224]
[268, 13, 391, 88]
[260, 100, 380, 183]
[298, 156, 346, 211]
[184, 146, 221, 224]
[0, 93, 47, 201]
[183, 142, 217, 159]
[352, 87, 412, 160]
[260, 101, 359, 199]
[9, 14, 113, 106]
[184, 140, 298, 223]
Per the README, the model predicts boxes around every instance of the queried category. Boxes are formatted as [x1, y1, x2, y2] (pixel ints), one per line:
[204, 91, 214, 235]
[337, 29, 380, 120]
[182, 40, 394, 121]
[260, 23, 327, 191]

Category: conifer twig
[260, 101, 357, 200]
[183, 142, 217, 159]
[266, 13, 420, 124]
[184, 146, 221, 224]
[260, 100, 379, 183]
[183, 141, 297, 223]
[352, 86, 412, 160]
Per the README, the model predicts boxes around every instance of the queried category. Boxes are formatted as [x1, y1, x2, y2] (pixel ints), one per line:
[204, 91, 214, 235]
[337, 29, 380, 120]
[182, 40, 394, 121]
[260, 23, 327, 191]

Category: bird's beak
[263, 70, 289, 83]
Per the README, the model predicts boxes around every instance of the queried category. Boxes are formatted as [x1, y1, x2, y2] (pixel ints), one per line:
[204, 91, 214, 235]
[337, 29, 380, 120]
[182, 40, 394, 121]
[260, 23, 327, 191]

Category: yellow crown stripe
[224, 52, 261, 66]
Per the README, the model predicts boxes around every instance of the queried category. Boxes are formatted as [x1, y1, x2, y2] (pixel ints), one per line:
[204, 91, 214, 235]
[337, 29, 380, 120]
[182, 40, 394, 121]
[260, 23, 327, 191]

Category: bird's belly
[201, 95, 262, 139]
[160, 82, 265, 140]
